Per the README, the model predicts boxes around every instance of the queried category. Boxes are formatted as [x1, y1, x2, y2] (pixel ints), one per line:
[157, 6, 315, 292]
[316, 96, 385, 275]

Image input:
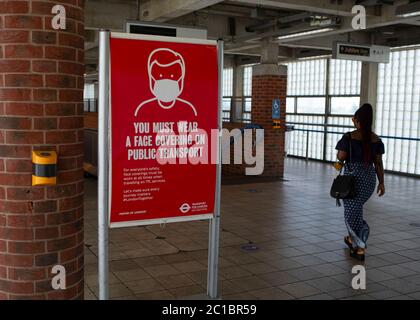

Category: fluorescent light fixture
[397, 11, 420, 17]
[392, 44, 420, 50]
[277, 27, 335, 40]
[396, 1, 420, 18]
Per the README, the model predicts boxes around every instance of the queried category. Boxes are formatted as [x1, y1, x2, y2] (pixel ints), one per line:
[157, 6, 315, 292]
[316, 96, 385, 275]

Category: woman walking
[335, 103, 385, 261]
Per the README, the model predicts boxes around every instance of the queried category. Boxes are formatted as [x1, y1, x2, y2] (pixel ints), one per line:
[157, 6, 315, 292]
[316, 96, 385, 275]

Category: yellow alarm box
[32, 151, 57, 186]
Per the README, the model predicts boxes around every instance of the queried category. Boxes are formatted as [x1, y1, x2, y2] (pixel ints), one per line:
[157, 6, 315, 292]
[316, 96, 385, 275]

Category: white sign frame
[97, 31, 223, 300]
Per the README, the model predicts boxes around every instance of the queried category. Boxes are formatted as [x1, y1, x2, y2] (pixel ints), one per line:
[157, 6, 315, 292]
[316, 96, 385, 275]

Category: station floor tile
[84, 158, 420, 300]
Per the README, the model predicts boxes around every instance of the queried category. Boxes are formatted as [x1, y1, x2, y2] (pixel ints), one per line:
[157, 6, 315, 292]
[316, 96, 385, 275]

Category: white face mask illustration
[135, 48, 197, 117]
[148, 50, 185, 106]
[151, 78, 182, 103]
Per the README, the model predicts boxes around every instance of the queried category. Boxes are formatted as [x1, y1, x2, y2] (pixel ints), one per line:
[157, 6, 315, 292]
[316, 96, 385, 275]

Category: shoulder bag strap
[348, 132, 352, 162]
[347, 132, 353, 172]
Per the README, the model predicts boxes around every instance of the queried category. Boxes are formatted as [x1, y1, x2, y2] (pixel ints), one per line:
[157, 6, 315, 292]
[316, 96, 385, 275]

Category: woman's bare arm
[337, 150, 347, 162]
[374, 154, 385, 196]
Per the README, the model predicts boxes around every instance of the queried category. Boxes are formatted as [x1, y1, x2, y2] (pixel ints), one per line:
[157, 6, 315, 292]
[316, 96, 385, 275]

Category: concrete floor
[83, 158, 420, 300]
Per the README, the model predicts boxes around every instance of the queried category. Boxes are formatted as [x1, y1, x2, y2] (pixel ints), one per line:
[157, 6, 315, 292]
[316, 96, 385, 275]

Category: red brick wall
[221, 70, 287, 178]
[0, 0, 85, 300]
[251, 73, 287, 177]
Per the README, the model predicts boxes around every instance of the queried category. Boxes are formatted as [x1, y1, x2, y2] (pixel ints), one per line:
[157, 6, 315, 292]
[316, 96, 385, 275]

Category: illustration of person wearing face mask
[134, 48, 197, 117]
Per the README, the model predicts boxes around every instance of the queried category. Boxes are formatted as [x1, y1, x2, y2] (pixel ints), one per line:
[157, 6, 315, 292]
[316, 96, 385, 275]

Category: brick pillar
[0, 1, 85, 299]
[251, 64, 287, 177]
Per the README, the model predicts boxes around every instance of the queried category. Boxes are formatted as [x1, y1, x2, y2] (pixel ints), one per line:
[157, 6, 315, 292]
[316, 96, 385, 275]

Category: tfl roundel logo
[179, 203, 191, 213]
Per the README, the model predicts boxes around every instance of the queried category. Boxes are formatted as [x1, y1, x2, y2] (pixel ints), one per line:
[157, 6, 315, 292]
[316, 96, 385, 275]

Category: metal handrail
[286, 112, 354, 117]
[285, 124, 420, 162]
[286, 121, 353, 129]
[287, 126, 420, 142]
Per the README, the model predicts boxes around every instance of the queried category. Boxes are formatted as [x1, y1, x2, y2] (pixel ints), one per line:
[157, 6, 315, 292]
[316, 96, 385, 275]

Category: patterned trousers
[343, 162, 377, 249]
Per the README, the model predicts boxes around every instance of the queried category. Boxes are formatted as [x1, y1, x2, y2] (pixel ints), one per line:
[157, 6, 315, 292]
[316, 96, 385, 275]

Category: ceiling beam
[226, 43, 261, 53]
[85, 0, 138, 30]
[281, 32, 372, 50]
[273, 1, 419, 43]
[402, 20, 420, 26]
[227, 0, 365, 17]
[140, 0, 224, 22]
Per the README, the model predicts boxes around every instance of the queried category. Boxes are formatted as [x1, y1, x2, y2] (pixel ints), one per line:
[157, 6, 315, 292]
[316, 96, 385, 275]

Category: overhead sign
[126, 21, 207, 39]
[332, 42, 390, 63]
[109, 33, 219, 228]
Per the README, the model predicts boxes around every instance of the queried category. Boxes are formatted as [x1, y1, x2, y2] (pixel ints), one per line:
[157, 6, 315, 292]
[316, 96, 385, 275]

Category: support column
[232, 59, 243, 122]
[251, 40, 287, 177]
[360, 62, 378, 128]
[0, 0, 85, 299]
[360, 62, 378, 106]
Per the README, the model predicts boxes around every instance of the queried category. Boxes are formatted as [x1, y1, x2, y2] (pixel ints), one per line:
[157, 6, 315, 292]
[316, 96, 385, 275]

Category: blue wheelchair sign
[272, 99, 281, 119]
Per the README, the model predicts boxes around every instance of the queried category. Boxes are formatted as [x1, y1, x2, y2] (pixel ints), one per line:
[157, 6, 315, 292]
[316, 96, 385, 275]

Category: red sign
[109, 34, 219, 227]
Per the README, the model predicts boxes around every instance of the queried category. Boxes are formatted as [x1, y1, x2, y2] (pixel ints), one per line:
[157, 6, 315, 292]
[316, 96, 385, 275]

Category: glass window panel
[244, 97, 252, 112]
[286, 97, 295, 113]
[84, 83, 95, 99]
[243, 66, 253, 96]
[376, 47, 420, 174]
[222, 111, 230, 122]
[223, 68, 233, 97]
[222, 98, 231, 111]
[283, 51, 419, 168]
[84, 84, 96, 112]
[330, 96, 360, 115]
[297, 97, 325, 114]
[329, 59, 362, 95]
[286, 58, 327, 95]
[242, 112, 251, 123]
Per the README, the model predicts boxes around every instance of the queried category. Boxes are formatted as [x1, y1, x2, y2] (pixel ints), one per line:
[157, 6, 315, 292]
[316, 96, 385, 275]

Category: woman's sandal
[344, 236, 352, 249]
[349, 248, 365, 261]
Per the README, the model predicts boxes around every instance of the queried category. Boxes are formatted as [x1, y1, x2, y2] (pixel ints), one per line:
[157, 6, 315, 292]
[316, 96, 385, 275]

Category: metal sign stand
[97, 31, 222, 300]
[98, 30, 110, 300]
[207, 40, 223, 299]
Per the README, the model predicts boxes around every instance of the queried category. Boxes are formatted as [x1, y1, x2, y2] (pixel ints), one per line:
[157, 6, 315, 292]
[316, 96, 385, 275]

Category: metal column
[98, 30, 110, 301]
[323, 58, 330, 162]
[207, 40, 223, 299]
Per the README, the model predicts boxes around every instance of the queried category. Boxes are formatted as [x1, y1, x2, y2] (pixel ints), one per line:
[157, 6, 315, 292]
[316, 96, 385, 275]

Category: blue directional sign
[272, 99, 281, 119]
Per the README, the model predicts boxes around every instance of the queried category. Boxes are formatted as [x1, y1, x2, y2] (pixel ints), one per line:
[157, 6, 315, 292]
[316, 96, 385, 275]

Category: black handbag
[330, 133, 356, 206]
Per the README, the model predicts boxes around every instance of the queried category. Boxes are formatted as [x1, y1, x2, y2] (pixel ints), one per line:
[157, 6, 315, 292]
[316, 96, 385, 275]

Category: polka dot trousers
[343, 162, 376, 249]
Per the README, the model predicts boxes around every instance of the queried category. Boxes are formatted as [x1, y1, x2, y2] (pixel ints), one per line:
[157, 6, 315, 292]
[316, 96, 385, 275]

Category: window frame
[285, 57, 362, 161]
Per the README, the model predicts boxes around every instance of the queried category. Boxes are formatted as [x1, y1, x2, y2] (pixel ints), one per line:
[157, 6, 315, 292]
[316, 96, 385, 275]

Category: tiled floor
[84, 158, 420, 300]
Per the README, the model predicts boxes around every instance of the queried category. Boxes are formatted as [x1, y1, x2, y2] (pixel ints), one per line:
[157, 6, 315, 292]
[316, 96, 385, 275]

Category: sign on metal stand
[98, 30, 222, 300]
